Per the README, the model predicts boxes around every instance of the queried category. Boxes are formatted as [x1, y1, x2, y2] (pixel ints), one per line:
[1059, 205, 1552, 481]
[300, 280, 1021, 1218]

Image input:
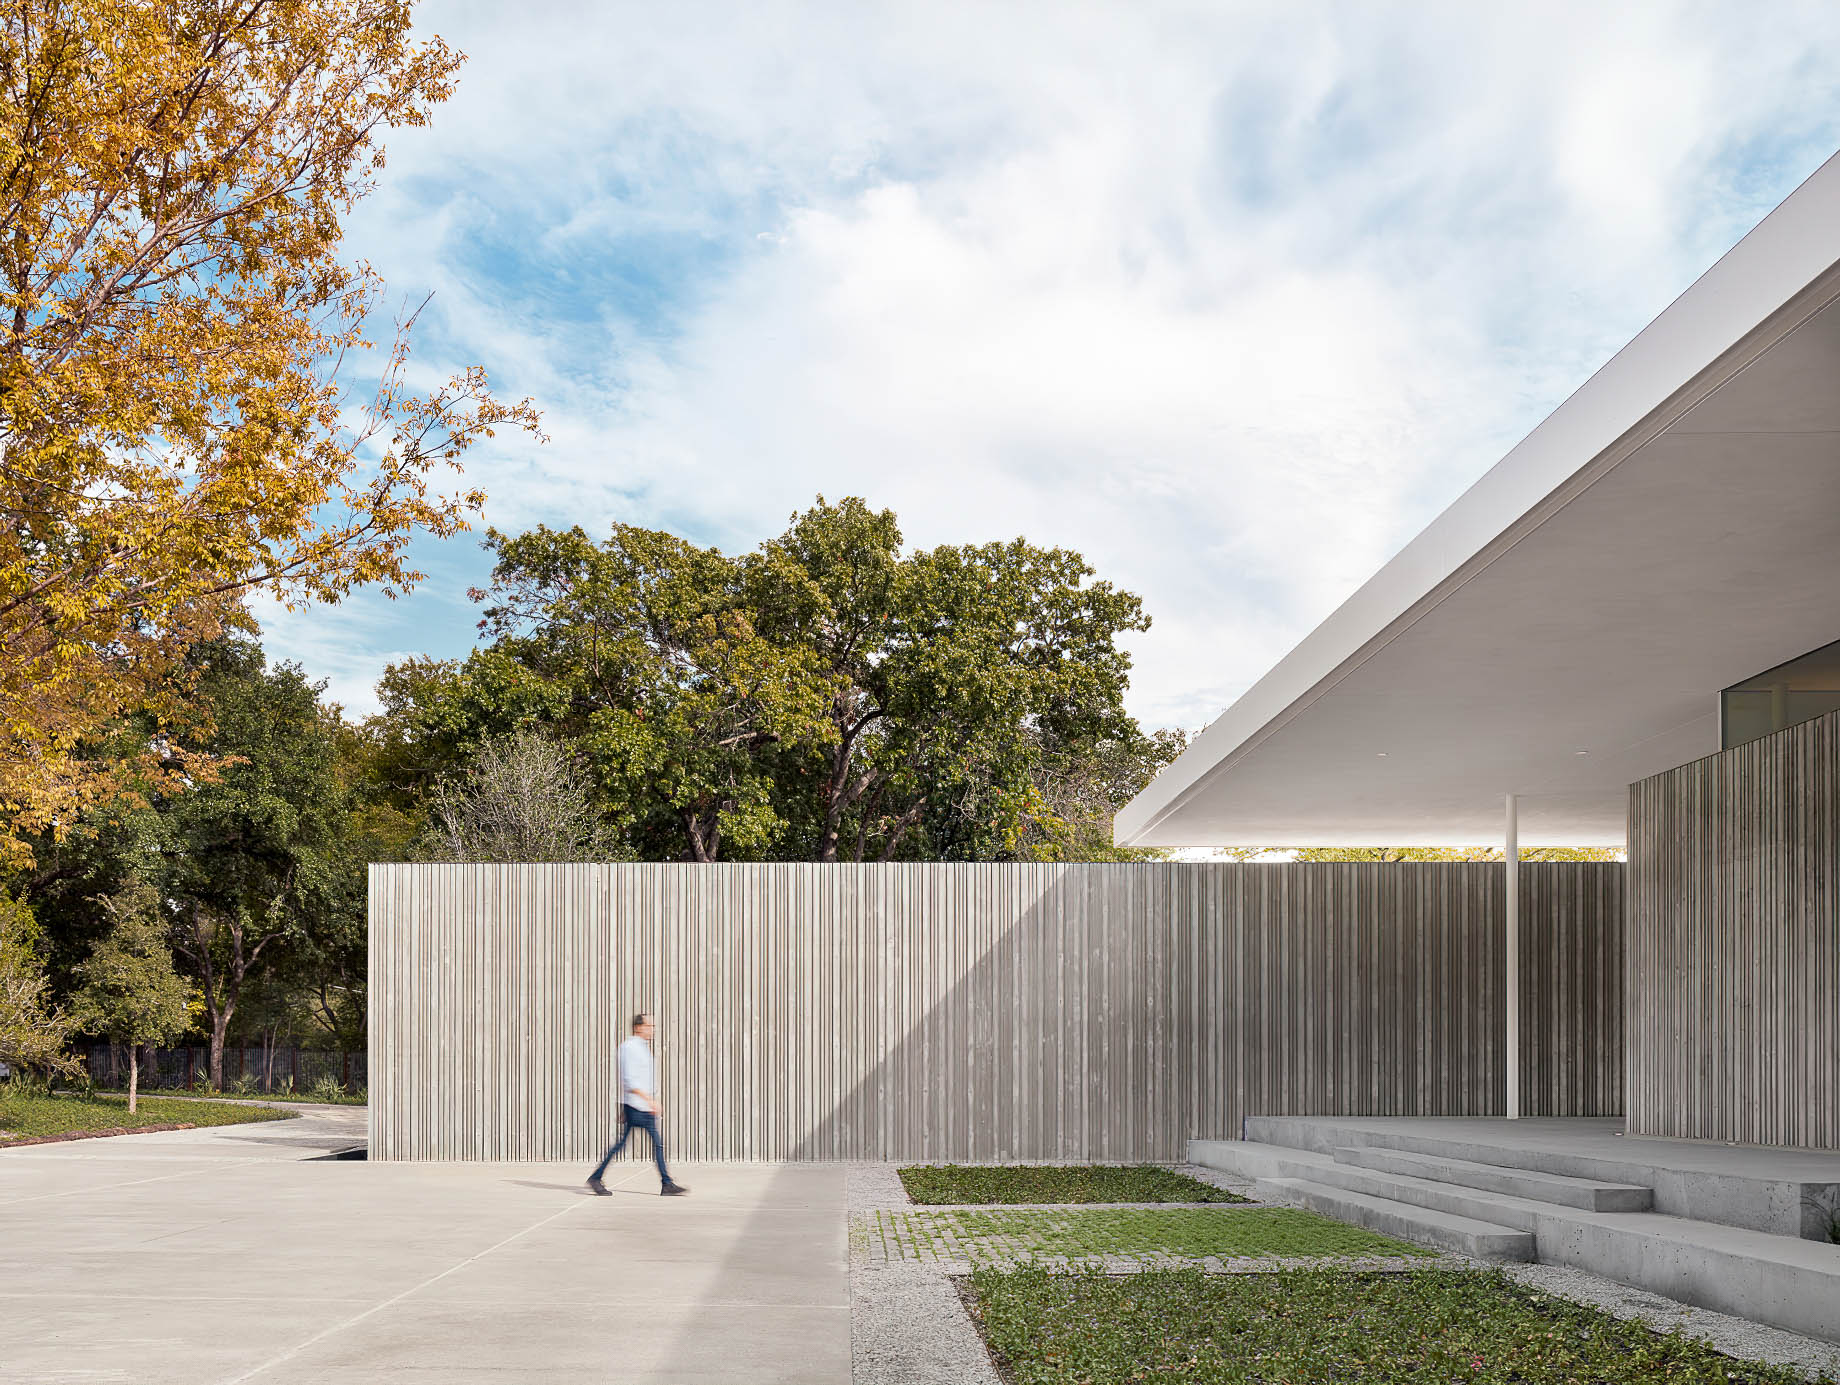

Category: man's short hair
[631, 1012, 652, 1031]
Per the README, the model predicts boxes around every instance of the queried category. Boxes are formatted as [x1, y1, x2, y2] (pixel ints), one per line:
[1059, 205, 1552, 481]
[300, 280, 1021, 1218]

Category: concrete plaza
[0, 1107, 850, 1384]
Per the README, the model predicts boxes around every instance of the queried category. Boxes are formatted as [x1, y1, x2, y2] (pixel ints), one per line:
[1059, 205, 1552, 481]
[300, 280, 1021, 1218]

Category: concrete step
[1199, 1136, 1840, 1343]
[1258, 1176, 1536, 1260]
[1192, 1137, 1339, 1182]
[1299, 1159, 1555, 1232]
[1540, 1210, 1840, 1345]
[1237, 1117, 1839, 1240]
[1198, 1139, 1626, 1233]
[1334, 1145, 1652, 1211]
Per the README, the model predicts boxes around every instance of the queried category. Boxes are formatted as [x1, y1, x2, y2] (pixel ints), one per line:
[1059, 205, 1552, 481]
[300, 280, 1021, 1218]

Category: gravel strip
[1502, 1262, 1840, 1381]
[854, 1261, 1005, 1385]
[1174, 1159, 1261, 1201]
[851, 1162, 1004, 1385]
[850, 1160, 913, 1210]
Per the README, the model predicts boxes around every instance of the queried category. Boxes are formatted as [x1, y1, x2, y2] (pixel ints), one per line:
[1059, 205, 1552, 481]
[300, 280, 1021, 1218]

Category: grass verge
[899, 1163, 1247, 1205]
[964, 1265, 1834, 1385]
[0, 1089, 295, 1144]
[92, 1085, 366, 1106]
[872, 1206, 1424, 1263]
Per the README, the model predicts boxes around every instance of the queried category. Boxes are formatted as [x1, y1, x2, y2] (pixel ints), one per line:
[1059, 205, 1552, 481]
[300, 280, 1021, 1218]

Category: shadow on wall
[369, 862, 1624, 1164]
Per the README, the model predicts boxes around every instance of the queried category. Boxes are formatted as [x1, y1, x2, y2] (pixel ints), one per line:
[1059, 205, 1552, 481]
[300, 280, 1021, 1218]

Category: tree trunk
[127, 1047, 138, 1115]
[208, 1008, 231, 1090]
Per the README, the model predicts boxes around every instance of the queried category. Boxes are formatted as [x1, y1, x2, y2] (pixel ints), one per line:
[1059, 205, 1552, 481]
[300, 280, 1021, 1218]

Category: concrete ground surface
[1, 1107, 849, 1385]
[9, 1118, 1837, 1384]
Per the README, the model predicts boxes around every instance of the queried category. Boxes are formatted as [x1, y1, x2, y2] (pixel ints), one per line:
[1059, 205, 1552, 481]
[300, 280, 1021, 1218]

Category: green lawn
[965, 1265, 1834, 1385]
[92, 1084, 367, 1106]
[870, 1206, 1424, 1264]
[0, 1089, 296, 1143]
[899, 1163, 1247, 1204]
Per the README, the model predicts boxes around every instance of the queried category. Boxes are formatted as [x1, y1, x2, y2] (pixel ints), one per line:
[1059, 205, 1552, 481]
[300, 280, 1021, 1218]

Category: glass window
[1721, 637, 1840, 749]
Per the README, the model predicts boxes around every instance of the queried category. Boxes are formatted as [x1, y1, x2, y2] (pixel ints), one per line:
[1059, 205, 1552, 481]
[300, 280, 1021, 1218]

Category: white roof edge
[1117, 149, 1840, 847]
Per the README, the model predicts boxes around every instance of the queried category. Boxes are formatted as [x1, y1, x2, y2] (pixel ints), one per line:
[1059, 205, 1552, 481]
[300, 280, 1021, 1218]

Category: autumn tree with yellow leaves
[0, 0, 539, 864]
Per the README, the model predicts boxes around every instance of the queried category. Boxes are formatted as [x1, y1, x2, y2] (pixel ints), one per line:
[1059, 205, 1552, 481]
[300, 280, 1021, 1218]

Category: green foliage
[0, 1087, 293, 1142]
[898, 1163, 1244, 1205]
[68, 877, 191, 1051]
[1289, 846, 1622, 862]
[0, 892, 78, 1077]
[305, 1071, 359, 1103]
[19, 639, 375, 1073]
[153, 642, 366, 1076]
[964, 1266, 1832, 1385]
[389, 496, 1160, 862]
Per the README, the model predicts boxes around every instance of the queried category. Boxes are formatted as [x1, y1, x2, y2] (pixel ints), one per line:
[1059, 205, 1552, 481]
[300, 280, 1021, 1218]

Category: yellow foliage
[0, 0, 541, 863]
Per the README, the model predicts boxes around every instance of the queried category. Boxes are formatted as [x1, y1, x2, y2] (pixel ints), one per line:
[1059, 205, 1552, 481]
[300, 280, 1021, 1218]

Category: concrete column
[1505, 792, 1520, 1120]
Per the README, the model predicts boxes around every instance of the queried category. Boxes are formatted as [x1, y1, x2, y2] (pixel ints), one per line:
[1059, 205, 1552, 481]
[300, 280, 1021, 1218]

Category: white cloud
[272, 0, 1840, 728]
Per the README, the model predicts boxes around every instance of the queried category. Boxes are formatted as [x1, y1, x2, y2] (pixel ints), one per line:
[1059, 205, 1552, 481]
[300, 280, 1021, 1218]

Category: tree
[69, 877, 189, 1111]
[153, 640, 354, 1088]
[1288, 846, 1622, 862]
[468, 523, 837, 860]
[0, 891, 78, 1079]
[287, 718, 423, 1047]
[429, 729, 615, 863]
[756, 500, 1152, 862]
[1011, 727, 1188, 862]
[425, 497, 1158, 863]
[0, 0, 542, 867]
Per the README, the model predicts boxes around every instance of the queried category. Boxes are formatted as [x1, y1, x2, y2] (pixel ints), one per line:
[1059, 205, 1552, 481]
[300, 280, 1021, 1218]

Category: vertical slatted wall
[369, 861, 1624, 1161]
[1628, 709, 1839, 1149]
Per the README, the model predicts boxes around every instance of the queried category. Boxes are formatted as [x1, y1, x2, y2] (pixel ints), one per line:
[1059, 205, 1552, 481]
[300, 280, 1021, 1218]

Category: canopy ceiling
[1117, 152, 1840, 848]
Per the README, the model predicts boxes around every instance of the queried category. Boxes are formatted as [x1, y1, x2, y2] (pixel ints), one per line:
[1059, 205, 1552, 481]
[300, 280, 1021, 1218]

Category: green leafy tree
[759, 500, 1152, 861]
[150, 641, 355, 1088]
[405, 497, 1159, 863]
[14, 639, 378, 1063]
[1289, 846, 1622, 862]
[0, 892, 78, 1079]
[69, 878, 190, 1112]
[467, 522, 837, 860]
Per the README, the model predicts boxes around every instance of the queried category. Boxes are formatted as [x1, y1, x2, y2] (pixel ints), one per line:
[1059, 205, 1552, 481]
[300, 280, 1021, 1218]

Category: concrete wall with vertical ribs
[368, 861, 1623, 1162]
[1628, 709, 1840, 1149]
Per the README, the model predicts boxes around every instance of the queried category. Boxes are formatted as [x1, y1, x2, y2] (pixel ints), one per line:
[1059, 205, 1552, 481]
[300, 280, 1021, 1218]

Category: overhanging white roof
[1117, 151, 1840, 848]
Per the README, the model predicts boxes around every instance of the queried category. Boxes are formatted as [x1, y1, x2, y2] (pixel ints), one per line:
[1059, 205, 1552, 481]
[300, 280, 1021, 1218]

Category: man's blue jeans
[590, 1104, 673, 1187]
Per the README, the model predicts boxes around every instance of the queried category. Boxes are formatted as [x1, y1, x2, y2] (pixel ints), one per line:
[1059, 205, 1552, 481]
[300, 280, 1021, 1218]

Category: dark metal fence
[85, 1044, 367, 1094]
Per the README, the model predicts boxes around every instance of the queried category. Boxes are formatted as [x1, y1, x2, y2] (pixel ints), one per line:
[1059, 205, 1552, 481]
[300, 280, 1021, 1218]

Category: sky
[259, 0, 1840, 732]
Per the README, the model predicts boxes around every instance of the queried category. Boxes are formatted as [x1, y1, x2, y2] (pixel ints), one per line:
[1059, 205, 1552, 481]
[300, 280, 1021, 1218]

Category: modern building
[1116, 151, 1840, 1336]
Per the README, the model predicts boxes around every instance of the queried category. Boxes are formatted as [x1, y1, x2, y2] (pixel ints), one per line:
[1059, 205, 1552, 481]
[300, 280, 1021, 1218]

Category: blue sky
[260, 0, 1840, 732]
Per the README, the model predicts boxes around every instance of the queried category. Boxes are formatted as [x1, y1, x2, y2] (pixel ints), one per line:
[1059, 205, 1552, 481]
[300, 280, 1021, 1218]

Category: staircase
[1193, 1116, 1840, 1344]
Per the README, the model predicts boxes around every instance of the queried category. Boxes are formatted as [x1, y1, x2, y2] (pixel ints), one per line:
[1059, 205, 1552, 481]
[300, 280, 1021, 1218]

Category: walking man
[587, 1012, 689, 1197]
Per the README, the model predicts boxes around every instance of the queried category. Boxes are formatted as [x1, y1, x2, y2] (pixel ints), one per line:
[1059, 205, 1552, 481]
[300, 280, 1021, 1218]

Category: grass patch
[873, 1206, 1424, 1263]
[899, 1164, 1247, 1205]
[0, 1089, 295, 1143]
[94, 1085, 367, 1106]
[965, 1265, 1833, 1385]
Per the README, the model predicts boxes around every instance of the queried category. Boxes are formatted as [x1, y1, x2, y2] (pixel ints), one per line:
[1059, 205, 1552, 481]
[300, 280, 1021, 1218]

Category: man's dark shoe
[586, 1177, 611, 1196]
[661, 1183, 690, 1196]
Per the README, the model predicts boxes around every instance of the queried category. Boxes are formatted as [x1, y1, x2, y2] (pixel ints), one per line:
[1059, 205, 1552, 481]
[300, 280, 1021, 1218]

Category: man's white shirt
[618, 1034, 656, 1111]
